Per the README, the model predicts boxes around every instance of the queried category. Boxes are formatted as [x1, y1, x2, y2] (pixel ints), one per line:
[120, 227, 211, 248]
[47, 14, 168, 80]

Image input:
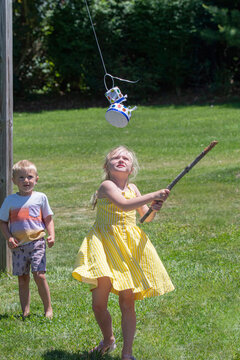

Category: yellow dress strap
[121, 184, 136, 198]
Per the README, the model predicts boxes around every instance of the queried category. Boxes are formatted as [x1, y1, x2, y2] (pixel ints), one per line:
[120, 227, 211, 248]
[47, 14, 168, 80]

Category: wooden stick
[140, 141, 218, 223]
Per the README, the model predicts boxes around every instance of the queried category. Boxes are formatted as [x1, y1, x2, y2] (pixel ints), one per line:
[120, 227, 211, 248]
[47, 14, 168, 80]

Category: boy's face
[13, 169, 39, 196]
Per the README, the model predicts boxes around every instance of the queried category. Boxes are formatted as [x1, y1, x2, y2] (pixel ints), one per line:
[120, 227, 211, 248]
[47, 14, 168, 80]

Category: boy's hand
[47, 235, 55, 248]
[7, 237, 19, 249]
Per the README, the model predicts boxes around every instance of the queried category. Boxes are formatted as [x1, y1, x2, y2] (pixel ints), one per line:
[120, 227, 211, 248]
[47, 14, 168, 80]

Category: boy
[0, 160, 55, 318]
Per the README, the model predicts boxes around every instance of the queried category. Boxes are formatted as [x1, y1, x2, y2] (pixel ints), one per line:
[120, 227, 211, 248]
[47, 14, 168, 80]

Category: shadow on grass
[0, 313, 25, 321]
[43, 349, 121, 360]
[0, 312, 53, 322]
[13, 90, 240, 113]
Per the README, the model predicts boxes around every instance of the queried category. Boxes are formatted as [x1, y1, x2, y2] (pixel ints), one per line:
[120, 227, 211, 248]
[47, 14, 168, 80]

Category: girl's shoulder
[97, 180, 117, 199]
[98, 180, 116, 191]
[99, 180, 113, 187]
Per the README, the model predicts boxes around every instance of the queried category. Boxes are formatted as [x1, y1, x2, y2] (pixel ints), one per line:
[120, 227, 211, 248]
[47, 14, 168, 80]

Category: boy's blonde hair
[103, 145, 139, 180]
[12, 160, 38, 178]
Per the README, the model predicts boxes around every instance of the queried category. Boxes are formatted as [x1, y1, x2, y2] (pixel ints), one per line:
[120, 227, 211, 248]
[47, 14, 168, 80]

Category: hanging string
[84, 0, 139, 90]
[84, 0, 107, 75]
[104, 73, 139, 91]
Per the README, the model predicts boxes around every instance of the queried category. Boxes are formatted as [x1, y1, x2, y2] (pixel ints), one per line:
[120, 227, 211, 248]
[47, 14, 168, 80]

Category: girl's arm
[43, 215, 55, 248]
[0, 220, 19, 248]
[98, 180, 169, 213]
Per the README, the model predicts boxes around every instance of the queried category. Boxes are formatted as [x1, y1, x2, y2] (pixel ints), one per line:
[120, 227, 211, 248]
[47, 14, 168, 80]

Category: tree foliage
[202, 1, 240, 90]
[13, 0, 240, 99]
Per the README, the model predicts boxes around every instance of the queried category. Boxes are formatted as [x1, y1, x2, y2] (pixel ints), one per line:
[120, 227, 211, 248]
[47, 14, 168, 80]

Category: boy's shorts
[12, 238, 46, 276]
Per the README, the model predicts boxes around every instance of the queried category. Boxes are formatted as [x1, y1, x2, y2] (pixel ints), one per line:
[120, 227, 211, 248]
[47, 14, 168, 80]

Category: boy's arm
[0, 220, 19, 248]
[43, 215, 55, 248]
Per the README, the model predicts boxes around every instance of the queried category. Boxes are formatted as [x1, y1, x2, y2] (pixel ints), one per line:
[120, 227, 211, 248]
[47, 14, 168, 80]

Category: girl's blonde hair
[91, 146, 139, 209]
[103, 145, 139, 180]
[12, 160, 38, 178]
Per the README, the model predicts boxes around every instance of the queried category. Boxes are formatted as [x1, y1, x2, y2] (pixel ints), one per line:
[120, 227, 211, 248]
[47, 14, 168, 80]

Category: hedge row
[13, 0, 240, 99]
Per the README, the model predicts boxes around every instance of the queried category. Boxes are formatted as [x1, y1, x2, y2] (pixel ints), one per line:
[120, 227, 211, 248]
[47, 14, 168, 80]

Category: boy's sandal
[89, 340, 117, 355]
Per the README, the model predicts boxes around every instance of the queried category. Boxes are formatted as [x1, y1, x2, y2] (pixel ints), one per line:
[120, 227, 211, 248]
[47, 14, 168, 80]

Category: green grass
[0, 104, 239, 360]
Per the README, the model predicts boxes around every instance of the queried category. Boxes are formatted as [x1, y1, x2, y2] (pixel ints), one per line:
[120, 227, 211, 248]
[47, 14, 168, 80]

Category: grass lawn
[0, 103, 239, 360]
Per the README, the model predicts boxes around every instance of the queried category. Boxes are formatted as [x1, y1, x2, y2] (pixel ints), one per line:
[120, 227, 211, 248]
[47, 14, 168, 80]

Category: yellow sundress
[72, 187, 174, 300]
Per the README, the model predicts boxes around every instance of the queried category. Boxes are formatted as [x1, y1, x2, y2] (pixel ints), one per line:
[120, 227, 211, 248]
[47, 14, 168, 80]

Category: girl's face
[107, 149, 133, 177]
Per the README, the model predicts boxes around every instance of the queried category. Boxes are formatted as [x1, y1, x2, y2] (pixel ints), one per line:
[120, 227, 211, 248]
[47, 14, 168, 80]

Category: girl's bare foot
[89, 339, 116, 355]
[122, 355, 137, 360]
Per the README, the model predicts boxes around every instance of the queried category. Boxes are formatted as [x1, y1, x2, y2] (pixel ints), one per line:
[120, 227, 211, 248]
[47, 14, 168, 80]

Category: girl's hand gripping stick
[140, 141, 218, 223]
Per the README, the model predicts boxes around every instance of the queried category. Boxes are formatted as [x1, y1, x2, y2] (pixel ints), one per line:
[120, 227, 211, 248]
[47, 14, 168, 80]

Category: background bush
[13, 0, 240, 100]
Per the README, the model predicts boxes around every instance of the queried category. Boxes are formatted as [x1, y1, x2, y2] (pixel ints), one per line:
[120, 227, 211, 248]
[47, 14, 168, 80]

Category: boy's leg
[18, 274, 31, 317]
[92, 277, 115, 346]
[31, 239, 52, 317]
[119, 289, 136, 359]
[33, 271, 53, 318]
[12, 245, 31, 317]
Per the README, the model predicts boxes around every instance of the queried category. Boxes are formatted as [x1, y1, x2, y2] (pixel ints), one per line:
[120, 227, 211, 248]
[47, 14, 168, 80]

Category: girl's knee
[91, 277, 111, 314]
[92, 300, 107, 315]
[119, 291, 135, 313]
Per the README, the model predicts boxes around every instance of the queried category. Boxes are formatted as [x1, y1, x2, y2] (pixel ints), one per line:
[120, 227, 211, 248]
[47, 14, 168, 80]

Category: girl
[72, 146, 174, 360]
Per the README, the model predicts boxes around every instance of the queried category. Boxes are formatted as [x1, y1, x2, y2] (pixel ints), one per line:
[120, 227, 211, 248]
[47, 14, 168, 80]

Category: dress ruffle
[72, 188, 174, 300]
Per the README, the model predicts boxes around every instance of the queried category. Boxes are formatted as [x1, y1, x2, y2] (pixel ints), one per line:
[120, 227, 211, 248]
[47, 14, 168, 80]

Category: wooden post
[0, 0, 13, 272]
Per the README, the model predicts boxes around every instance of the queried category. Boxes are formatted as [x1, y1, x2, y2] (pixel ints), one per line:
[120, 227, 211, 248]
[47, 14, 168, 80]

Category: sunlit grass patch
[0, 104, 239, 359]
